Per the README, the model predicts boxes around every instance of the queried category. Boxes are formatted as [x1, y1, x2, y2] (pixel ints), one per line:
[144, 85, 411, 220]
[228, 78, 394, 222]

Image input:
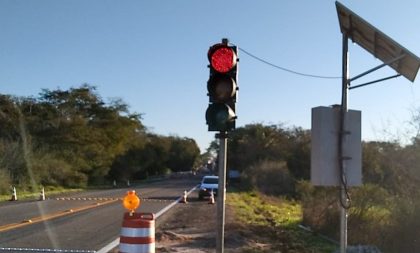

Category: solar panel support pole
[349, 74, 401, 90]
[339, 34, 349, 253]
[348, 54, 406, 83]
[335, 4, 420, 253]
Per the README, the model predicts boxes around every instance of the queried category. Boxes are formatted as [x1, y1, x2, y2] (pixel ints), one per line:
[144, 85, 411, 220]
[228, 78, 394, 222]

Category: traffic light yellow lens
[207, 75, 237, 103]
[215, 81, 232, 101]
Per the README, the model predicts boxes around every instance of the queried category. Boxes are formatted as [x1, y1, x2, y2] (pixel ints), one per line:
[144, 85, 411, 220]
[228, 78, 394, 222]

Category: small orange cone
[208, 189, 215, 205]
[180, 190, 188, 204]
[10, 186, 17, 201]
[39, 187, 45, 201]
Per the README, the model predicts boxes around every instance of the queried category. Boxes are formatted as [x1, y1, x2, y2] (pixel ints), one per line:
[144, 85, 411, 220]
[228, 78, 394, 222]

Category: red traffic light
[208, 44, 237, 73]
[206, 39, 238, 132]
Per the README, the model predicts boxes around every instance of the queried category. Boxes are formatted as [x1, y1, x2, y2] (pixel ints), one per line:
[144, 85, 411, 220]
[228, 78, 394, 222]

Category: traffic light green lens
[215, 110, 229, 123]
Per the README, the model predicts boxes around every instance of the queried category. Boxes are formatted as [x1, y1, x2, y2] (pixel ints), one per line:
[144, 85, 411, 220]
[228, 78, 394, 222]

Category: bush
[0, 140, 27, 185]
[298, 181, 420, 252]
[33, 154, 88, 188]
[382, 195, 420, 252]
[0, 169, 11, 195]
[348, 184, 391, 245]
[296, 181, 340, 237]
[242, 160, 295, 196]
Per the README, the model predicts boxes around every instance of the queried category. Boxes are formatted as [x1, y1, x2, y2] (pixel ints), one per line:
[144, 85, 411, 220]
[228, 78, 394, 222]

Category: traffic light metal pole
[339, 33, 349, 253]
[216, 132, 227, 253]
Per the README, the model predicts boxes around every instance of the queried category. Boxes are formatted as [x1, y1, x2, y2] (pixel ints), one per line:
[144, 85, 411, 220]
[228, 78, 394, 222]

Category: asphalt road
[0, 177, 199, 252]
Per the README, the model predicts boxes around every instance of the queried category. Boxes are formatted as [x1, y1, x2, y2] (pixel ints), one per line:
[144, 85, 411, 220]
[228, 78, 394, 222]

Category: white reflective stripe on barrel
[120, 227, 155, 237]
[119, 242, 155, 253]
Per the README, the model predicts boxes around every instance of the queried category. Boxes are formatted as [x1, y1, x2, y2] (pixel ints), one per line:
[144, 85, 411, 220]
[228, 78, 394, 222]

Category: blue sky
[1, 1, 420, 152]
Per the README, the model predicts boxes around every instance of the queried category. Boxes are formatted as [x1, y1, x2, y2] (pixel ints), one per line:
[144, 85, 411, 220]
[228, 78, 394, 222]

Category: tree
[29, 85, 145, 183]
[0, 95, 21, 140]
[1, 84, 201, 187]
[286, 128, 311, 180]
[228, 124, 290, 172]
[227, 123, 310, 179]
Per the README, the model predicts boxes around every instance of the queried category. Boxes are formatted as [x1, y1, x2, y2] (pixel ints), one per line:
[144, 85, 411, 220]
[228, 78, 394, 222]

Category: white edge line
[96, 184, 199, 253]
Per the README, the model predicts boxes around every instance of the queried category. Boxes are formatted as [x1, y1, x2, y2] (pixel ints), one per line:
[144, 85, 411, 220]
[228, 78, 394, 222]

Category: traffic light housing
[206, 40, 238, 132]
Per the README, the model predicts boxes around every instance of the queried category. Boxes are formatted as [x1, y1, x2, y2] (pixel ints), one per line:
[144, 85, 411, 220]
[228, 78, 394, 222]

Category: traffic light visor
[208, 44, 237, 73]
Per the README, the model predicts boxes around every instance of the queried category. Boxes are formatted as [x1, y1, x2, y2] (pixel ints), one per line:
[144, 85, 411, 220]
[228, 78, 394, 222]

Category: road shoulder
[156, 196, 246, 253]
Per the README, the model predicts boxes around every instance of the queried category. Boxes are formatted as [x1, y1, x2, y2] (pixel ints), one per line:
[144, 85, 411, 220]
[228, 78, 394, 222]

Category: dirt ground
[155, 195, 253, 253]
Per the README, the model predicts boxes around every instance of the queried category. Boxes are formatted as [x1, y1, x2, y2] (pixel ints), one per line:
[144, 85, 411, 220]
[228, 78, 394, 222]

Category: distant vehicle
[198, 175, 218, 200]
[228, 169, 240, 184]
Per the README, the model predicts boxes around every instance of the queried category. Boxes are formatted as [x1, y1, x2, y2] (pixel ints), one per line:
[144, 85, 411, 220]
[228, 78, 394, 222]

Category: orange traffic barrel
[119, 212, 155, 253]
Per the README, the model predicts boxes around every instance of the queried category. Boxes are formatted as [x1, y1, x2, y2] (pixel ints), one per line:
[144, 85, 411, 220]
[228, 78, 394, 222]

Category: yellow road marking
[0, 199, 118, 233]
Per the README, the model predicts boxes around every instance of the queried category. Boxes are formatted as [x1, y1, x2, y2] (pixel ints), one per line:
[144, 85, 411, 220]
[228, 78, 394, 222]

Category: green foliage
[228, 124, 420, 252]
[228, 124, 290, 171]
[298, 180, 420, 252]
[228, 191, 337, 252]
[0, 187, 82, 201]
[220, 122, 420, 252]
[32, 153, 87, 187]
[0, 169, 11, 195]
[211, 119, 420, 251]
[348, 185, 392, 245]
[109, 134, 200, 180]
[167, 136, 200, 172]
[0, 84, 201, 189]
[225, 123, 311, 198]
[29, 85, 146, 183]
[0, 95, 21, 140]
[383, 194, 420, 252]
[296, 181, 340, 237]
[242, 160, 295, 196]
[298, 182, 392, 244]
[286, 128, 311, 180]
[0, 140, 28, 185]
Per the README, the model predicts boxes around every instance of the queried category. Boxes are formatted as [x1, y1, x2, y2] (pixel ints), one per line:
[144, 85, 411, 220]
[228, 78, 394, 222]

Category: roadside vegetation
[0, 186, 82, 201]
[220, 123, 420, 252]
[2, 85, 420, 252]
[228, 191, 337, 252]
[0, 85, 201, 194]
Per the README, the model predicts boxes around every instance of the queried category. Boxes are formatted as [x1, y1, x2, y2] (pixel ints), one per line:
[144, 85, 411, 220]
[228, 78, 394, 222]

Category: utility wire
[235, 45, 342, 80]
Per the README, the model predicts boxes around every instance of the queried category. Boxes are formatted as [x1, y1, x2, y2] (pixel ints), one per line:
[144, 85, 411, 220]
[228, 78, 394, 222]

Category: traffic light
[206, 39, 238, 132]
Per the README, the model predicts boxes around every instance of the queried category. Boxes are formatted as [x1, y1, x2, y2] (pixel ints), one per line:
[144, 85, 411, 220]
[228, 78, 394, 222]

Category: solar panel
[336, 1, 420, 82]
